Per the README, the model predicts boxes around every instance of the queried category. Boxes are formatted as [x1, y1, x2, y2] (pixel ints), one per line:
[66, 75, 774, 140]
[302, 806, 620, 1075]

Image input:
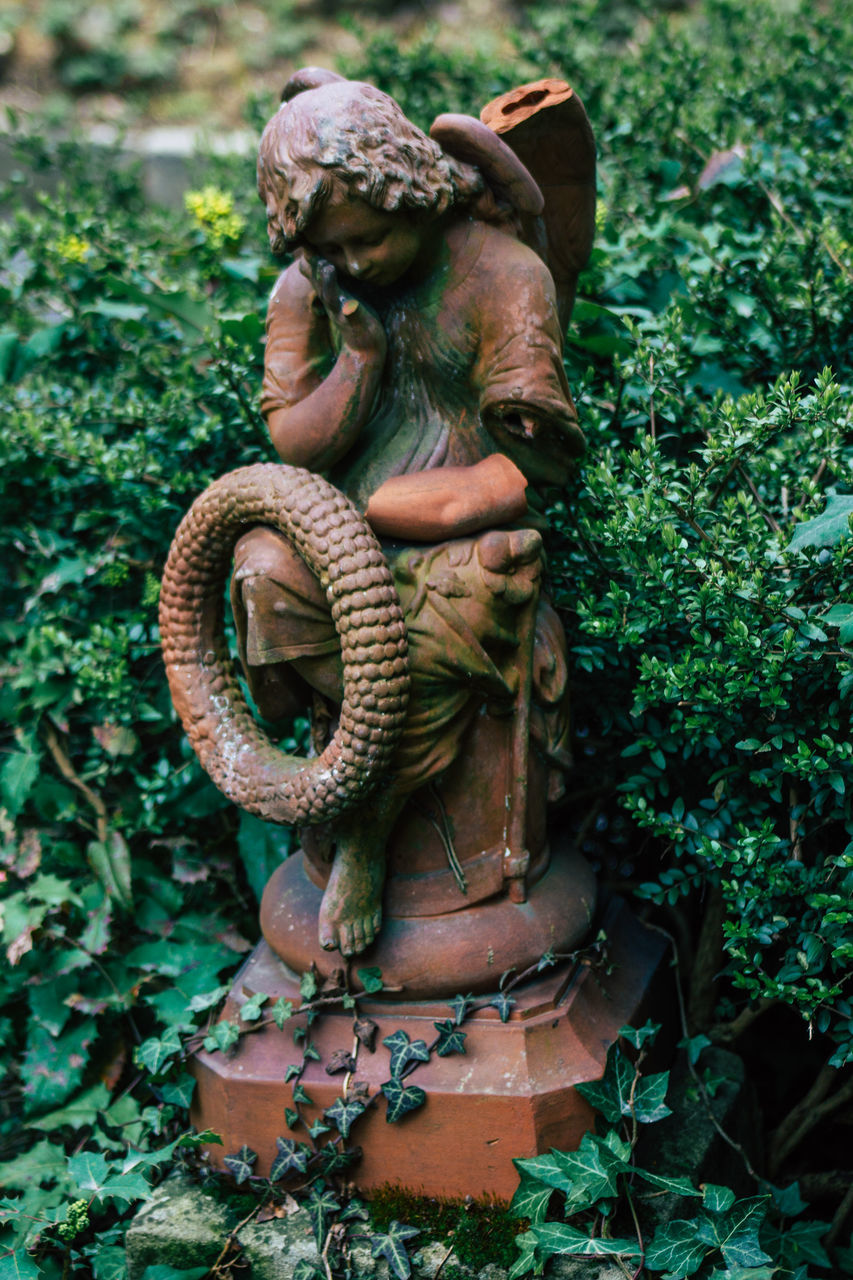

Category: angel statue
[160, 69, 598, 992]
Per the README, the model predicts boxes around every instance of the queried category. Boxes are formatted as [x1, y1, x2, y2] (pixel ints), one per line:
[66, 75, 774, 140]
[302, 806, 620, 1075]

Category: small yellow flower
[185, 185, 246, 249]
[55, 233, 91, 263]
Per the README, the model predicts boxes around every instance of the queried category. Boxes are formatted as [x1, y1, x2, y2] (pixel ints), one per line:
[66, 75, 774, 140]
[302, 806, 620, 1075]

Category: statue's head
[257, 79, 483, 256]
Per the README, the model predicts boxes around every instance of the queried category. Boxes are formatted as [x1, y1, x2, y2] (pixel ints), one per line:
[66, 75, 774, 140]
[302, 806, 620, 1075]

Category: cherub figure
[230, 71, 590, 957]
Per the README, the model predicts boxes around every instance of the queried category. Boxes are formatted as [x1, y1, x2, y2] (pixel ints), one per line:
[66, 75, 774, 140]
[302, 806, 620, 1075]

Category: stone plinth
[191, 897, 666, 1201]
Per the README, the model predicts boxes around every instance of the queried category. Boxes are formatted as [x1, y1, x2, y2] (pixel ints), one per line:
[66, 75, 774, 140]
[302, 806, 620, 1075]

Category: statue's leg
[230, 528, 343, 720]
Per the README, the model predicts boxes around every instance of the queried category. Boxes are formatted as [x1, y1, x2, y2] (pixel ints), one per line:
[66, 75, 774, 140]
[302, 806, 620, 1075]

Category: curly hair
[257, 80, 485, 254]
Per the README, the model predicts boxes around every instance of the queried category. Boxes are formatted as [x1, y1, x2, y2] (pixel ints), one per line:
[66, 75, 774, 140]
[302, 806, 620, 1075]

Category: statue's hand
[300, 253, 386, 359]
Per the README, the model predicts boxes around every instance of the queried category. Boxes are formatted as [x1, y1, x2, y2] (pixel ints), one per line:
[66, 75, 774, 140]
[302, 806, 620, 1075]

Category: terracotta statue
[160, 71, 598, 987]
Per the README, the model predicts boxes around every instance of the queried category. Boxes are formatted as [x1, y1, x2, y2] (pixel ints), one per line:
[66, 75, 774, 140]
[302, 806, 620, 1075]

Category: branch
[768, 1063, 853, 1174]
[43, 721, 109, 843]
[708, 997, 778, 1045]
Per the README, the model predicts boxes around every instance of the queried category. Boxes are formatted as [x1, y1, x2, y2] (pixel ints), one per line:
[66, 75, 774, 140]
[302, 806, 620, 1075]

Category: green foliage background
[1, 0, 852, 1274]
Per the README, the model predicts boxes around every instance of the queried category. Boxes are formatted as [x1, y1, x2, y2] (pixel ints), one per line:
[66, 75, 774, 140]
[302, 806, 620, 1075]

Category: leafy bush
[1, 0, 852, 1272]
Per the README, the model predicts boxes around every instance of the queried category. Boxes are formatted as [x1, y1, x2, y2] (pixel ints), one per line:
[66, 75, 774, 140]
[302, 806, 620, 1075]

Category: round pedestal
[260, 839, 597, 998]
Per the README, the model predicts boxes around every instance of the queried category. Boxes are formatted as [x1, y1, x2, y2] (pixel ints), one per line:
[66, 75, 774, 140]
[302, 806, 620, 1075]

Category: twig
[709, 997, 777, 1045]
[827, 1180, 853, 1248]
[43, 721, 109, 842]
[737, 464, 781, 534]
[645, 923, 761, 1181]
[768, 1062, 853, 1174]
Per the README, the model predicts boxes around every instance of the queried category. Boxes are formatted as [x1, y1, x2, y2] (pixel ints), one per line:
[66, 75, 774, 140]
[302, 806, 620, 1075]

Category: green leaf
[223, 1145, 257, 1184]
[488, 992, 516, 1022]
[272, 998, 294, 1029]
[29, 1083, 111, 1131]
[269, 1137, 309, 1181]
[157, 1075, 196, 1109]
[433, 1020, 467, 1056]
[240, 992, 268, 1022]
[619, 1020, 660, 1049]
[448, 993, 475, 1025]
[0, 1139, 71, 1191]
[632, 1069, 673, 1122]
[529, 1222, 641, 1257]
[382, 1030, 431, 1077]
[509, 1171, 555, 1225]
[87, 831, 133, 911]
[381, 1078, 426, 1122]
[324, 1096, 366, 1139]
[91, 1245, 127, 1280]
[554, 1130, 632, 1214]
[237, 812, 291, 905]
[203, 1020, 240, 1053]
[703, 1184, 737, 1214]
[789, 495, 853, 550]
[135, 1027, 183, 1076]
[305, 1183, 340, 1247]
[512, 1153, 574, 1193]
[635, 1168, 701, 1197]
[575, 1045, 635, 1123]
[370, 1221, 420, 1280]
[141, 1269, 210, 1280]
[508, 1233, 539, 1280]
[0, 1249, 43, 1279]
[0, 750, 41, 817]
[67, 1151, 151, 1205]
[645, 1220, 708, 1277]
[357, 966, 384, 994]
[292, 1083, 313, 1106]
[104, 275, 216, 340]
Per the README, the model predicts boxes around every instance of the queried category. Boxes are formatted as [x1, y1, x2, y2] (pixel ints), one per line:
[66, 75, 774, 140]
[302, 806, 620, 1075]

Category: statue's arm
[262, 259, 386, 472]
[365, 453, 528, 541]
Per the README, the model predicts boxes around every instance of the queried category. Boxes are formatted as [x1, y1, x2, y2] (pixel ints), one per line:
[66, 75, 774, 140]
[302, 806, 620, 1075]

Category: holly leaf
[434, 1020, 467, 1056]
[305, 1183, 340, 1247]
[0, 1248, 43, 1279]
[67, 1150, 151, 1206]
[382, 1030, 430, 1077]
[269, 1137, 308, 1181]
[91, 1245, 127, 1280]
[645, 1220, 709, 1278]
[529, 1222, 641, 1257]
[790, 495, 853, 549]
[324, 1096, 366, 1139]
[370, 1220, 420, 1280]
[488, 992, 516, 1022]
[448, 993, 475, 1025]
[381, 1078, 426, 1122]
[223, 1145, 257, 1184]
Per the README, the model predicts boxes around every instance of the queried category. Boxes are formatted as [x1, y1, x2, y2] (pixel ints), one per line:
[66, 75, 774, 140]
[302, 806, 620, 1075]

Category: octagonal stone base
[191, 897, 666, 1201]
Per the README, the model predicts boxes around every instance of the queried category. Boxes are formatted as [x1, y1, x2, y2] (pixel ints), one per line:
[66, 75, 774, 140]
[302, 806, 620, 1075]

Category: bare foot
[318, 839, 385, 956]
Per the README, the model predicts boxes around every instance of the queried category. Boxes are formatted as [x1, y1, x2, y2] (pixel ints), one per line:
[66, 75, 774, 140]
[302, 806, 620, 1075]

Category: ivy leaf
[357, 966, 384, 994]
[223, 1145, 257, 1184]
[635, 1168, 702, 1198]
[292, 1083, 313, 1106]
[575, 1046, 635, 1123]
[508, 1232, 539, 1280]
[645, 1220, 709, 1278]
[382, 1030, 431, 1077]
[696, 1197, 771, 1269]
[319, 1143, 360, 1174]
[269, 1137, 308, 1181]
[509, 1171, 555, 1225]
[240, 992, 268, 1022]
[272, 998, 294, 1029]
[448, 993, 475, 1025]
[91, 1245, 127, 1280]
[308, 1118, 332, 1139]
[284, 1064, 302, 1083]
[157, 1075, 196, 1109]
[284, 1107, 299, 1129]
[488, 993, 516, 1023]
[381, 1078, 426, 1123]
[324, 1095, 366, 1139]
[529, 1222, 640, 1258]
[305, 1183, 340, 1247]
[551, 1130, 632, 1213]
[292, 1262, 322, 1280]
[300, 970, 318, 1002]
[135, 1027, 183, 1076]
[619, 1020, 660, 1049]
[140, 1269, 210, 1280]
[325, 1048, 356, 1075]
[512, 1153, 573, 1193]
[354, 1017, 378, 1051]
[632, 1070, 672, 1122]
[703, 1184, 737, 1214]
[434, 1020, 467, 1056]
[203, 1020, 240, 1053]
[370, 1220, 420, 1280]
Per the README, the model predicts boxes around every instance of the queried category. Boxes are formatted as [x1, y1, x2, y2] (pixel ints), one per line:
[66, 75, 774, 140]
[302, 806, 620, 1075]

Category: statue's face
[302, 195, 425, 288]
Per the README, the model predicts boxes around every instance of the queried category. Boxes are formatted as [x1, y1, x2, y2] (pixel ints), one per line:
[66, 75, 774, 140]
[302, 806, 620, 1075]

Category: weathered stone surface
[125, 1176, 231, 1279]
